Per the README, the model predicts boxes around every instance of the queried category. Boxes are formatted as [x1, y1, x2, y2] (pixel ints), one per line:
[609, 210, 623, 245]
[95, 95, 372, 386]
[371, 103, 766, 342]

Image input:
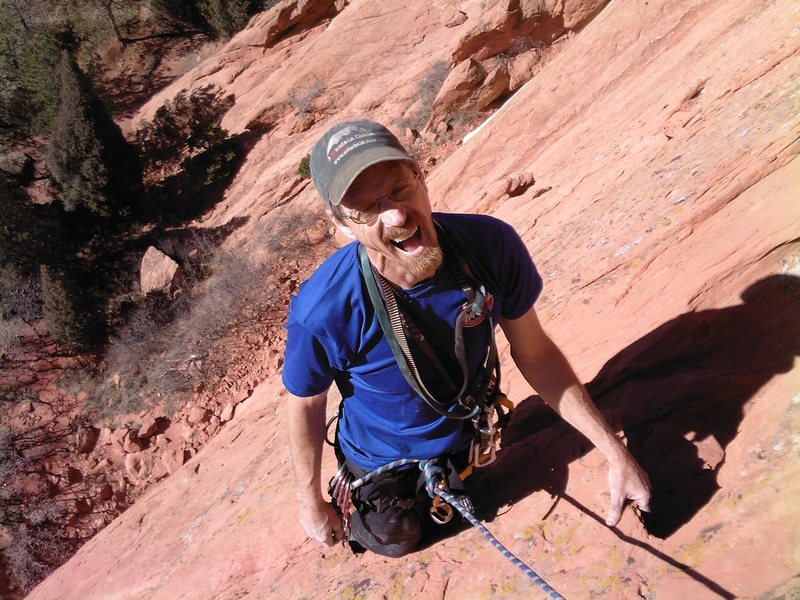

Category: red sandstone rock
[96, 427, 113, 446]
[219, 403, 235, 423]
[96, 483, 113, 502]
[137, 415, 159, 438]
[65, 467, 83, 484]
[161, 449, 187, 475]
[140, 246, 183, 296]
[75, 426, 99, 454]
[122, 434, 143, 454]
[475, 62, 510, 109]
[124, 452, 156, 483]
[432, 58, 485, 116]
[187, 406, 210, 425]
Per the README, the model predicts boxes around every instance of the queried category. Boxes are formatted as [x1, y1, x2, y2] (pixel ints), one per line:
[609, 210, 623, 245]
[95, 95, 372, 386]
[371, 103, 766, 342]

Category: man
[284, 120, 650, 557]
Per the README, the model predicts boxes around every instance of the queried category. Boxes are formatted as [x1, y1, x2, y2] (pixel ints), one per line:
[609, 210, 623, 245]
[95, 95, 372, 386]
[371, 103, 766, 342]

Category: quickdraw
[460, 390, 515, 480]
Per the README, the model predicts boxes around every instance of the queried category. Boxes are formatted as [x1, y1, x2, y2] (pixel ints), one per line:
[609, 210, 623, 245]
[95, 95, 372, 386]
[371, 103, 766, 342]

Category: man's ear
[326, 208, 356, 241]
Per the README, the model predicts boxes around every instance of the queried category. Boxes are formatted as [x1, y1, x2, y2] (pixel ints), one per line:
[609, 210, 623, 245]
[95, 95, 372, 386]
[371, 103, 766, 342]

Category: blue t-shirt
[282, 213, 542, 470]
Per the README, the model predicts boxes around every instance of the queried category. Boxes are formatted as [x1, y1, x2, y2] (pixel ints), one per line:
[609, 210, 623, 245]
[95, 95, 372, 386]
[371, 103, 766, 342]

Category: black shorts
[343, 451, 471, 558]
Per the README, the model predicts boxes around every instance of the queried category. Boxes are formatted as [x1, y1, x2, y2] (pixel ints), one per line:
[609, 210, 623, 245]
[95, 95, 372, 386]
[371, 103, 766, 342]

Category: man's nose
[379, 201, 407, 227]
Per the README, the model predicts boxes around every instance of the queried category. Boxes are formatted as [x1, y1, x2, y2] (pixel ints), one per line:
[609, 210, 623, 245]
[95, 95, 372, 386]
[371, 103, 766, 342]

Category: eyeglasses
[341, 172, 421, 225]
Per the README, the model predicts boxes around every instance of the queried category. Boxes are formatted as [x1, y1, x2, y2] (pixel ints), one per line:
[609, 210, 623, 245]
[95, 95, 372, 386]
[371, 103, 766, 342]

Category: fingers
[322, 528, 337, 547]
[633, 493, 651, 514]
[605, 492, 624, 527]
[606, 488, 650, 526]
[300, 502, 344, 547]
[606, 459, 652, 527]
[325, 523, 345, 547]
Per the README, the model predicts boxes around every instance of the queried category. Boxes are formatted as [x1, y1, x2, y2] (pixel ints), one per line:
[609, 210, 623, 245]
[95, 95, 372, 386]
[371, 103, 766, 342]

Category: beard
[402, 244, 443, 277]
[383, 225, 444, 278]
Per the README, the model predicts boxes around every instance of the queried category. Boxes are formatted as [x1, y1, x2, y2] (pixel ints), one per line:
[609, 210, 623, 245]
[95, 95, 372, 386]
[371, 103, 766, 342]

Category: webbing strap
[433, 220, 502, 398]
[358, 245, 479, 420]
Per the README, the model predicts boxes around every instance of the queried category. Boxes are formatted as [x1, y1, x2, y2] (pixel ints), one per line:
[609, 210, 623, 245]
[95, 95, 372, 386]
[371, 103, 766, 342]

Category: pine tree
[0, 174, 63, 275]
[148, 0, 207, 30]
[196, 0, 254, 38]
[40, 264, 103, 350]
[44, 51, 141, 218]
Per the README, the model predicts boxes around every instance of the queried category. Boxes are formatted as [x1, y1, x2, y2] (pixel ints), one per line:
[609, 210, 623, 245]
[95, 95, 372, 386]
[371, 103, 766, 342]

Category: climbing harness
[346, 457, 566, 600]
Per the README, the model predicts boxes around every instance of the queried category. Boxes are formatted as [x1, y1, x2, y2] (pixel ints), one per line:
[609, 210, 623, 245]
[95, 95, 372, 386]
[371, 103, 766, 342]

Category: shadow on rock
[474, 274, 800, 540]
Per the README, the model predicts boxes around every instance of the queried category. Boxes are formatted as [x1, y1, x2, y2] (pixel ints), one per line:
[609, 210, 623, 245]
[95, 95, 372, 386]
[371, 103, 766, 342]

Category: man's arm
[499, 307, 651, 526]
[287, 390, 344, 545]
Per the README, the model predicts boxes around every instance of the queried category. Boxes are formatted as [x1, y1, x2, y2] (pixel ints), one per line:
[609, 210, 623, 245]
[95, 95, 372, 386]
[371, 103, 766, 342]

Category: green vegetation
[0, 175, 57, 275]
[40, 264, 104, 350]
[135, 85, 239, 220]
[0, 0, 273, 145]
[397, 60, 450, 132]
[0, 424, 73, 595]
[0, 1, 310, 593]
[298, 154, 311, 179]
[45, 52, 142, 218]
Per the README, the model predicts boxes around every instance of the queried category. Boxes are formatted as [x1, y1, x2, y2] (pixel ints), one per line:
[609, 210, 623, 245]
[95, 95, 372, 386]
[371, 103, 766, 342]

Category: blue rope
[349, 458, 420, 489]
[349, 458, 566, 600]
[434, 486, 565, 600]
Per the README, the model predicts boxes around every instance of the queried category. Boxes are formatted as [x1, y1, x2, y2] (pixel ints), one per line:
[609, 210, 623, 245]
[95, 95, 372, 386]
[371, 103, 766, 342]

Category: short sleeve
[493, 219, 543, 319]
[282, 313, 337, 397]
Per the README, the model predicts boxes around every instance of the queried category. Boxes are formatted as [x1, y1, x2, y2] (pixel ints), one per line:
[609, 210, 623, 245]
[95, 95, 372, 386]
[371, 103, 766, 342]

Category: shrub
[0, 152, 34, 183]
[89, 205, 333, 420]
[2, 518, 71, 595]
[135, 87, 239, 221]
[0, 9, 63, 141]
[40, 264, 104, 351]
[0, 266, 43, 325]
[196, 0, 256, 38]
[90, 249, 258, 418]
[148, 0, 208, 29]
[0, 172, 67, 277]
[396, 60, 450, 132]
[287, 79, 324, 114]
[136, 86, 235, 177]
[298, 154, 310, 179]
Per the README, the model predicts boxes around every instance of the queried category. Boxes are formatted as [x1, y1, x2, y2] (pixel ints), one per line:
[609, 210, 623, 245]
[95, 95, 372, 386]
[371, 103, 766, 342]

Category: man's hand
[299, 499, 345, 547]
[605, 453, 652, 527]
[287, 390, 346, 547]
[500, 309, 654, 528]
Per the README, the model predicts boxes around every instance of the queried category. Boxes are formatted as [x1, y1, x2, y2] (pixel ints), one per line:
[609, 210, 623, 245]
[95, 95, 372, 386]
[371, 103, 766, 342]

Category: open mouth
[388, 227, 422, 253]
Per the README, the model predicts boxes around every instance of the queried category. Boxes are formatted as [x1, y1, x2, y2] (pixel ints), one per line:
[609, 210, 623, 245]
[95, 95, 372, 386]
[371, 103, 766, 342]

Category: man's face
[332, 161, 443, 287]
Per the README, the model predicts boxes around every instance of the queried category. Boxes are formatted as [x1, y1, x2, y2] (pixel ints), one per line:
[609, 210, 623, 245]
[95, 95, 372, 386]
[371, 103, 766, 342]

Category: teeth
[389, 228, 417, 244]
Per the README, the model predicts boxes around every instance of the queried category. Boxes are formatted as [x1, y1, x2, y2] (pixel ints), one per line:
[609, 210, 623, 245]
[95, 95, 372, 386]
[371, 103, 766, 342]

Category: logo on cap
[326, 125, 380, 164]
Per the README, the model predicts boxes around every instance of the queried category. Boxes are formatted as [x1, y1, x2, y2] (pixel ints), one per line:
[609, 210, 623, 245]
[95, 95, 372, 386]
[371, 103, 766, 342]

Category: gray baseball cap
[310, 120, 414, 206]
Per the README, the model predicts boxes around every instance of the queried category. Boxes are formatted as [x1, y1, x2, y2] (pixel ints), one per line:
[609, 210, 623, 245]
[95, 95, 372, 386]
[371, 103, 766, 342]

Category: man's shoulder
[434, 212, 517, 243]
[435, 212, 522, 259]
[435, 211, 508, 229]
[288, 242, 365, 329]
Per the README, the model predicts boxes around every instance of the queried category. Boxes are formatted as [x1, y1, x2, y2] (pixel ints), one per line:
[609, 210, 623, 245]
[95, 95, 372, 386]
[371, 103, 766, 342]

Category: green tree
[0, 3, 64, 140]
[0, 174, 64, 275]
[148, 0, 208, 30]
[40, 264, 103, 350]
[44, 51, 141, 218]
[196, 0, 260, 38]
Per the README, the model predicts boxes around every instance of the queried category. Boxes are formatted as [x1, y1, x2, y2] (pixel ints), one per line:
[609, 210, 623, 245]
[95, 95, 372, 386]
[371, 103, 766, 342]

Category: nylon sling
[356, 219, 499, 421]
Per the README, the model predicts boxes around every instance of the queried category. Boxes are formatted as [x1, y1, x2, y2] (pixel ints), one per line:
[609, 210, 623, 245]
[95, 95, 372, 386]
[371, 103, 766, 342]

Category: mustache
[382, 224, 417, 242]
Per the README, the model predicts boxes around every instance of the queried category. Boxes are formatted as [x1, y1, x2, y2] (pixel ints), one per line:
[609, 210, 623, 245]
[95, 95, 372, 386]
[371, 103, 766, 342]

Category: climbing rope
[349, 459, 566, 600]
